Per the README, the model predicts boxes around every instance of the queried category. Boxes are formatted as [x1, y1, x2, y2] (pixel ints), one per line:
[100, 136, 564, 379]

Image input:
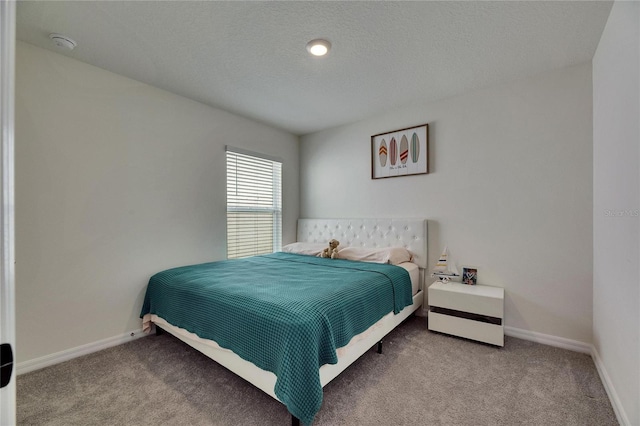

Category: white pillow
[281, 242, 328, 256]
[338, 246, 413, 265]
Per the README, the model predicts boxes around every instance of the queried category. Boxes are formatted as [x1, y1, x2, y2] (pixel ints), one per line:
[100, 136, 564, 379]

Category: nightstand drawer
[428, 282, 503, 318]
[429, 311, 504, 346]
[428, 281, 504, 346]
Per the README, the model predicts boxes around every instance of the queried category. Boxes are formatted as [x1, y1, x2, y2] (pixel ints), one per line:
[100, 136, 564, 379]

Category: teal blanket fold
[140, 252, 413, 425]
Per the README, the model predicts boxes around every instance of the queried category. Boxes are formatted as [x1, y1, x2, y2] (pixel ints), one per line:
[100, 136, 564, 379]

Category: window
[226, 147, 282, 259]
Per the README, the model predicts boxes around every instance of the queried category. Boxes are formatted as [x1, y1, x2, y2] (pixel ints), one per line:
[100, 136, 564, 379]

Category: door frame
[0, 0, 16, 424]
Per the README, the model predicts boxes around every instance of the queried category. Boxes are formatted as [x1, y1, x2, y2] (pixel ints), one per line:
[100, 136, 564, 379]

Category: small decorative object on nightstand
[428, 281, 504, 346]
[431, 246, 460, 282]
[462, 267, 477, 285]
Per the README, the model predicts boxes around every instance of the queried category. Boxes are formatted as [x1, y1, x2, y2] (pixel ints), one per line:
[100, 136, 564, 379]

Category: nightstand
[428, 281, 504, 346]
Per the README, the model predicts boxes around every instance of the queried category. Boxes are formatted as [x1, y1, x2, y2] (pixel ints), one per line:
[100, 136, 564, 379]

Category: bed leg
[155, 325, 164, 336]
[377, 340, 383, 354]
[291, 415, 300, 426]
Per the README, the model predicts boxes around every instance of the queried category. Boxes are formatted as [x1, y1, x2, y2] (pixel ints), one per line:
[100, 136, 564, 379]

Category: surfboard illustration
[411, 132, 420, 163]
[378, 139, 387, 167]
[389, 137, 397, 166]
[400, 135, 409, 164]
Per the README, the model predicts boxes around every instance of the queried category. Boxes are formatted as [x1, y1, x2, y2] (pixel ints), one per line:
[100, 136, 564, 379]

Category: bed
[140, 218, 427, 425]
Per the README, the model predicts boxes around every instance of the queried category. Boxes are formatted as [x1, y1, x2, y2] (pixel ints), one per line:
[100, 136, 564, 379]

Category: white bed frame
[150, 218, 428, 422]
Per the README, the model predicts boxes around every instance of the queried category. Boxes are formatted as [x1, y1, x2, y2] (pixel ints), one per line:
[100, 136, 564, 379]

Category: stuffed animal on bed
[320, 239, 340, 259]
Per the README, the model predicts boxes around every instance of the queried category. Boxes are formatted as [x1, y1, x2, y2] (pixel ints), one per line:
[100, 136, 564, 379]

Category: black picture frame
[371, 123, 429, 179]
[462, 267, 477, 285]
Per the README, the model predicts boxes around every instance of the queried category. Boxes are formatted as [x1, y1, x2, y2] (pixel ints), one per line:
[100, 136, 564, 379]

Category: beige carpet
[17, 316, 617, 425]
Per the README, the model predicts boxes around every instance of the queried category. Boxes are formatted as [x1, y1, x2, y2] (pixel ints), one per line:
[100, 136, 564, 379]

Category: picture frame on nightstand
[462, 267, 477, 285]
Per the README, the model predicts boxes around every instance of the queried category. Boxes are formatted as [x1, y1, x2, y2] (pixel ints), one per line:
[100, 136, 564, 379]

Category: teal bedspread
[140, 252, 413, 425]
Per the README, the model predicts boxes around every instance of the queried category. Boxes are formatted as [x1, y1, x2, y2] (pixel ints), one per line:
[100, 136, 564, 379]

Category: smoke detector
[49, 33, 77, 50]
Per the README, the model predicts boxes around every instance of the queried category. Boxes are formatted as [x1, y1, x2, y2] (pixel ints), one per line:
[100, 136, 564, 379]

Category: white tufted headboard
[297, 218, 428, 269]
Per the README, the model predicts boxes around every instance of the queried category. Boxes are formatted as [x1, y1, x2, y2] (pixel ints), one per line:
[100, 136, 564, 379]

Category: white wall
[15, 42, 299, 363]
[593, 2, 639, 425]
[301, 64, 593, 344]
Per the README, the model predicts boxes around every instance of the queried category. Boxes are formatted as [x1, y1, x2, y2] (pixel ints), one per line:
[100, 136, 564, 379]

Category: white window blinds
[226, 147, 282, 259]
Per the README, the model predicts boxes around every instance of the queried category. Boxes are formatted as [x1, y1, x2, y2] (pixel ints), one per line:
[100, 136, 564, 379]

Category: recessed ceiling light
[306, 39, 331, 57]
[49, 33, 77, 51]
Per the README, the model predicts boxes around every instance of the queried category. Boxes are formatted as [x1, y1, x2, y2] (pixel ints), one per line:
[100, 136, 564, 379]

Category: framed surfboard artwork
[371, 123, 428, 179]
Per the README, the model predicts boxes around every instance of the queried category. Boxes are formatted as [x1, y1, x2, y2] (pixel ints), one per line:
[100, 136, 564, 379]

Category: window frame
[225, 146, 282, 259]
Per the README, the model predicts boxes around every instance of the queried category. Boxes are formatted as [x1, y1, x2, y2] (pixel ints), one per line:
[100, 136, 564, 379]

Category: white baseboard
[16, 329, 148, 375]
[505, 325, 630, 426]
[504, 325, 591, 353]
[590, 345, 632, 426]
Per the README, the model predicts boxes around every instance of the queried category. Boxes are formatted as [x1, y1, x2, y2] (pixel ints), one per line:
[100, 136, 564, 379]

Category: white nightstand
[428, 281, 504, 346]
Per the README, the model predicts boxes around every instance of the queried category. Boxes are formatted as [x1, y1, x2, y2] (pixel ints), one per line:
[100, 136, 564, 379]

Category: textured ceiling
[16, 1, 612, 135]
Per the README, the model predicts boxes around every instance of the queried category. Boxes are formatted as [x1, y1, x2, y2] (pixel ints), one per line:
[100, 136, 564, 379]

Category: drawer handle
[430, 306, 502, 325]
